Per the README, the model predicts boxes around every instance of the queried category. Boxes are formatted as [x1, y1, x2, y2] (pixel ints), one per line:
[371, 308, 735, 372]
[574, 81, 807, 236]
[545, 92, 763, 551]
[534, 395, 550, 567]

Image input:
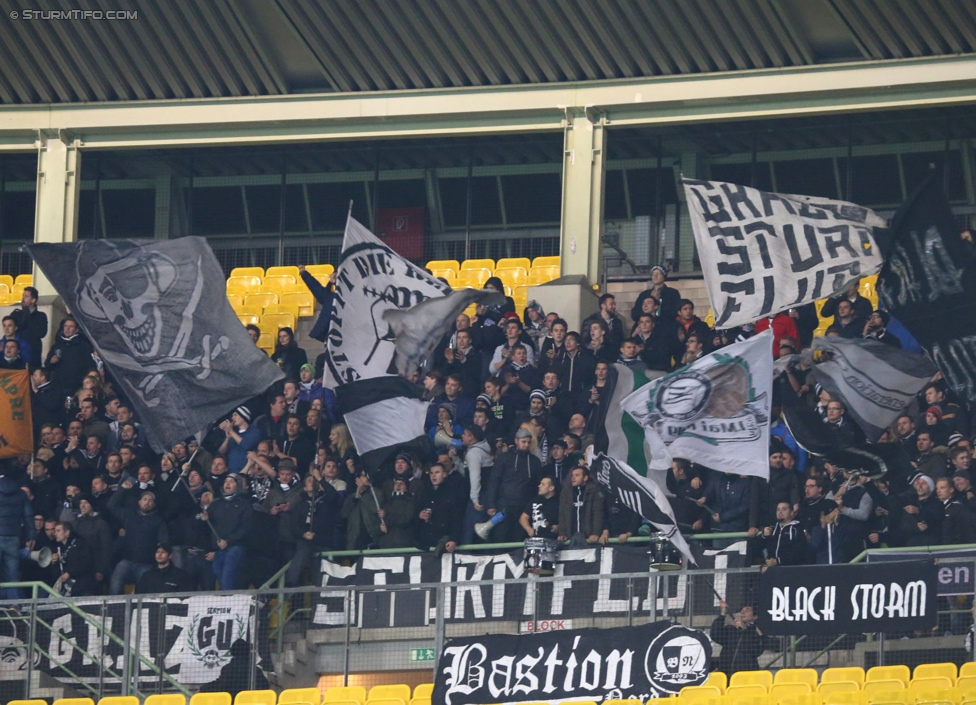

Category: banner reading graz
[0, 595, 259, 692]
[758, 560, 937, 636]
[433, 621, 711, 705]
[313, 544, 753, 628]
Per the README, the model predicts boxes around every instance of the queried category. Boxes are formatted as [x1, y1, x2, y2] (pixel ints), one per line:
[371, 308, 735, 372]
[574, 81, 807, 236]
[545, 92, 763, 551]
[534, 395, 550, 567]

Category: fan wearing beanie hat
[218, 405, 262, 474]
[904, 472, 943, 547]
[863, 309, 902, 348]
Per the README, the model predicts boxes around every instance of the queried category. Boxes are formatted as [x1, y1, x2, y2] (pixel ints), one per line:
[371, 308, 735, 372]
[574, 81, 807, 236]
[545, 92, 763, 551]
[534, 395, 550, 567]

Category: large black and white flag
[878, 175, 976, 404]
[683, 179, 884, 328]
[26, 238, 284, 451]
[810, 336, 936, 442]
[590, 451, 695, 566]
[324, 216, 501, 473]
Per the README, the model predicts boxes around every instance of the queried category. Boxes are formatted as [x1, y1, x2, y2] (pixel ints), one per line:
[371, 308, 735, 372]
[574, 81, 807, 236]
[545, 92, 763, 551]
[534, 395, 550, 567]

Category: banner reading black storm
[433, 621, 711, 705]
[758, 560, 937, 636]
[313, 544, 753, 628]
[0, 369, 32, 458]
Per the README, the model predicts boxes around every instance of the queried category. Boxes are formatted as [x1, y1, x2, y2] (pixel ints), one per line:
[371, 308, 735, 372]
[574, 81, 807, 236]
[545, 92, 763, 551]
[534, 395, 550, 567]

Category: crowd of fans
[0, 268, 971, 597]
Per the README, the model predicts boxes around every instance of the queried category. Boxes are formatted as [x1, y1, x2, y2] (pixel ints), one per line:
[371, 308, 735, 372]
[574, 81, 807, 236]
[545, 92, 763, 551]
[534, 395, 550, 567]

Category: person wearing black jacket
[208, 475, 254, 590]
[11, 286, 48, 369]
[284, 476, 340, 585]
[762, 502, 807, 566]
[486, 429, 543, 542]
[710, 601, 779, 673]
[415, 464, 467, 553]
[44, 318, 95, 395]
[667, 459, 708, 532]
[377, 478, 416, 550]
[30, 368, 63, 434]
[136, 544, 194, 593]
[901, 474, 944, 547]
[631, 266, 681, 321]
[108, 489, 169, 594]
[53, 521, 100, 597]
[299, 265, 335, 343]
[0, 475, 33, 597]
[558, 333, 596, 398]
[633, 314, 673, 372]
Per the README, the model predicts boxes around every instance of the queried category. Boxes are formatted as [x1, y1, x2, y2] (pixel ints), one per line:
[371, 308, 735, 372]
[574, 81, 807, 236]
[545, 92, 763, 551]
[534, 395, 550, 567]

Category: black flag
[878, 174, 976, 403]
[27, 238, 284, 451]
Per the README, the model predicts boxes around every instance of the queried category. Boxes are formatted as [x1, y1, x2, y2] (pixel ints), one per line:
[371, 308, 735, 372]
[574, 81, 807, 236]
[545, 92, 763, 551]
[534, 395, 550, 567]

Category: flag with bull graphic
[26, 238, 284, 452]
[324, 215, 502, 474]
[621, 329, 773, 480]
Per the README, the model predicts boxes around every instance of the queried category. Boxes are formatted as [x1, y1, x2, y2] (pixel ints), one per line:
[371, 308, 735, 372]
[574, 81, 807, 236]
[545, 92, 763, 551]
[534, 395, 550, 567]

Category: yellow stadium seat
[227, 294, 244, 309]
[456, 268, 491, 288]
[773, 684, 813, 701]
[14, 273, 32, 286]
[144, 695, 187, 705]
[705, 308, 715, 327]
[916, 666, 958, 684]
[708, 672, 729, 693]
[368, 687, 410, 703]
[263, 274, 297, 296]
[267, 265, 301, 280]
[0, 274, 16, 289]
[821, 693, 863, 705]
[0, 293, 16, 305]
[497, 257, 531, 270]
[408, 700, 430, 705]
[230, 266, 264, 278]
[961, 665, 976, 679]
[461, 258, 495, 271]
[776, 670, 820, 689]
[280, 689, 324, 705]
[365, 699, 405, 705]
[99, 697, 140, 705]
[234, 693, 276, 705]
[512, 284, 528, 311]
[226, 283, 248, 298]
[426, 259, 460, 273]
[54, 700, 95, 705]
[683, 685, 724, 701]
[560, 702, 598, 705]
[494, 267, 528, 290]
[728, 685, 769, 699]
[959, 676, 976, 692]
[9, 701, 48, 705]
[245, 292, 279, 309]
[604, 701, 643, 705]
[868, 667, 910, 687]
[779, 694, 823, 705]
[282, 291, 315, 318]
[915, 688, 961, 705]
[237, 313, 260, 327]
[11, 284, 25, 297]
[429, 268, 457, 283]
[823, 668, 866, 687]
[532, 255, 560, 268]
[867, 691, 911, 705]
[528, 268, 558, 285]
[323, 687, 365, 705]
[819, 683, 861, 696]
[0, 283, 9, 294]
[240, 303, 266, 318]
[191, 695, 231, 705]
[262, 312, 295, 332]
[411, 685, 433, 700]
[228, 275, 263, 294]
[913, 679, 956, 693]
[304, 263, 334, 280]
[265, 303, 300, 321]
[731, 672, 774, 690]
[864, 682, 905, 698]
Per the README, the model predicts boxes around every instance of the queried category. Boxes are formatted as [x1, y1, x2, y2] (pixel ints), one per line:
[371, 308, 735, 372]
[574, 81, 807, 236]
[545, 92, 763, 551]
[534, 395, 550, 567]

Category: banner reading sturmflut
[683, 179, 884, 329]
[26, 239, 283, 451]
[621, 330, 773, 479]
[324, 215, 501, 473]
[433, 621, 711, 705]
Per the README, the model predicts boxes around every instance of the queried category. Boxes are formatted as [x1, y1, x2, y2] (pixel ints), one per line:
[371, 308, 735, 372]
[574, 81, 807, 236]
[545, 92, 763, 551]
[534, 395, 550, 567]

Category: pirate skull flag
[26, 238, 284, 451]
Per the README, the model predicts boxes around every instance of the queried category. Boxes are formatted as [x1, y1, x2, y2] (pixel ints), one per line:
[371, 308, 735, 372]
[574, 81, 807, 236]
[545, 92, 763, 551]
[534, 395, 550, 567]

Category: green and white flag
[621, 330, 774, 480]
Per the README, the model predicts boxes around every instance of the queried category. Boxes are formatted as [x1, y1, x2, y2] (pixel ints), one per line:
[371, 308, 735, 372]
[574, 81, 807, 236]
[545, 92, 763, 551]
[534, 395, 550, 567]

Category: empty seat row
[427, 256, 559, 273]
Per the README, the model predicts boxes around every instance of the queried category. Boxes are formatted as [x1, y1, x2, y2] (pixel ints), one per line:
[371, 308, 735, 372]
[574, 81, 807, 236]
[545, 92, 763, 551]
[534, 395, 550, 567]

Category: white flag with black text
[324, 216, 501, 473]
[683, 179, 884, 329]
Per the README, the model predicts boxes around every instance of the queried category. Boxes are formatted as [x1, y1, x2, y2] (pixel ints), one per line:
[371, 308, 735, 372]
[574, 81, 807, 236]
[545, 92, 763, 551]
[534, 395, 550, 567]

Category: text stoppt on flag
[683, 179, 884, 329]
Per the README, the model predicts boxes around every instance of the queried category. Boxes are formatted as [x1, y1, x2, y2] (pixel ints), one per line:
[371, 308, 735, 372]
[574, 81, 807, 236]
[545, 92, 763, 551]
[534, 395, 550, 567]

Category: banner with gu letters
[433, 621, 711, 705]
[620, 330, 773, 480]
[683, 178, 884, 329]
[757, 560, 937, 636]
[179, 594, 252, 683]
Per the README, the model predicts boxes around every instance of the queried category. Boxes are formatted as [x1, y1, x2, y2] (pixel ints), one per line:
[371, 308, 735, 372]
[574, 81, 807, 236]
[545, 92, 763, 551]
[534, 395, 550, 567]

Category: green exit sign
[409, 648, 436, 662]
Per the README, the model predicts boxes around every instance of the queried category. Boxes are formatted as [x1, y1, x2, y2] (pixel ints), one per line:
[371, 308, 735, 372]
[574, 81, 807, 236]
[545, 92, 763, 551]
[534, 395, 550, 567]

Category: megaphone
[19, 546, 52, 568]
[474, 511, 505, 540]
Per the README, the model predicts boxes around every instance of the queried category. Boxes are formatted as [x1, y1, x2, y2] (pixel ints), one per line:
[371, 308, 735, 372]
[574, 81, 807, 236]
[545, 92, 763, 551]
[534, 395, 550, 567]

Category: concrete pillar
[559, 110, 606, 284]
[32, 130, 81, 296]
[676, 151, 700, 272]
